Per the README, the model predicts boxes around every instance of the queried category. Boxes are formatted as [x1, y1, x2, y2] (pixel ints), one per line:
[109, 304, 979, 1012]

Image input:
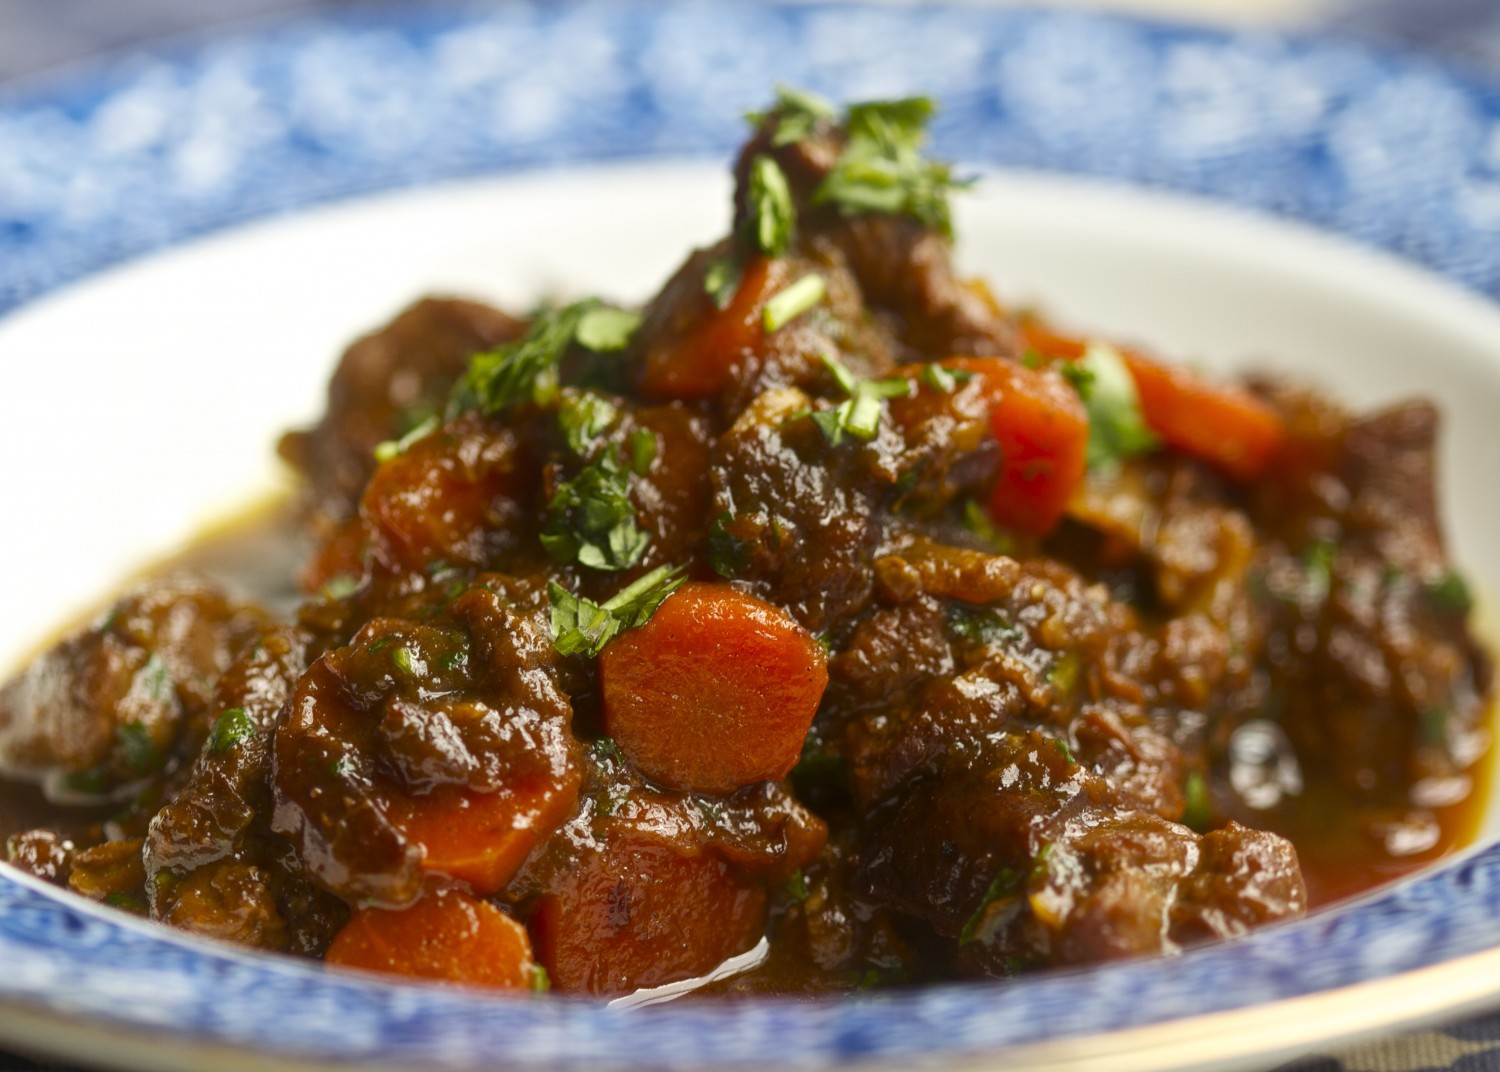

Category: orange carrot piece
[638, 255, 789, 400]
[598, 581, 827, 794]
[1018, 318, 1284, 481]
[529, 830, 767, 995]
[1118, 350, 1284, 481]
[383, 775, 580, 897]
[325, 888, 538, 990]
[894, 356, 1088, 536]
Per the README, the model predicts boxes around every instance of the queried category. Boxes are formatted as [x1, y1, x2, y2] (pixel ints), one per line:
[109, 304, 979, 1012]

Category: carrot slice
[598, 582, 827, 794]
[529, 830, 767, 995]
[638, 255, 790, 400]
[1018, 318, 1284, 481]
[893, 356, 1088, 536]
[326, 888, 537, 990]
[384, 774, 580, 897]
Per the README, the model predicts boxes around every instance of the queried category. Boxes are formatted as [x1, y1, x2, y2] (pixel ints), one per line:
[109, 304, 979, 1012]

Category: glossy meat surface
[0, 92, 1491, 996]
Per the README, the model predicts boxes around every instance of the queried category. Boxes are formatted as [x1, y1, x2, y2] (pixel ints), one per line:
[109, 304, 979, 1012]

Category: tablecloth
[2, 0, 1499, 1070]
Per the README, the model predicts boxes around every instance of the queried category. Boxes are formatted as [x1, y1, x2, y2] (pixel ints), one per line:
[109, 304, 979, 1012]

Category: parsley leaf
[1183, 769, 1213, 832]
[449, 302, 587, 417]
[962, 499, 1014, 555]
[958, 865, 1024, 947]
[574, 306, 641, 353]
[763, 273, 827, 332]
[707, 512, 752, 578]
[540, 448, 649, 572]
[945, 603, 1023, 646]
[704, 257, 743, 309]
[920, 362, 975, 394]
[747, 154, 796, 257]
[373, 414, 439, 463]
[1427, 570, 1474, 614]
[813, 95, 972, 240]
[548, 564, 686, 657]
[116, 722, 159, 776]
[749, 84, 836, 147]
[628, 428, 657, 476]
[557, 390, 619, 455]
[209, 708, 256, 754]
[1076, 342, 1158, 470]
[812, 352, 909, 445]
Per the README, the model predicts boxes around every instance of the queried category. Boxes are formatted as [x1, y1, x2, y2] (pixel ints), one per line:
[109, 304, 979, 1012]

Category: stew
[0, 90, 1491, 997]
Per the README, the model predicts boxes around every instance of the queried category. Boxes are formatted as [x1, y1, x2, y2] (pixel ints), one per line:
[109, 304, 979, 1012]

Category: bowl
[5, 4, 1500, 1069]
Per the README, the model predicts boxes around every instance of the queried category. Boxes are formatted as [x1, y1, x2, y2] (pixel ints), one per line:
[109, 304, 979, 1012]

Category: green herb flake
[1304, 536, 1338, 602]
[628, 428, 658, 476]
[763, 273, 827, 333]
[962, 499, 1014, 555]
[812, 351, 909, 445]
[707, 513, 752, 579]
[321, 574, 361, 601]
[945, 603, 1023, 647]
[575, 306, 642, 353]
[557, 390, 620, 455]
[548, 564, 687, 658]
[959, 865, 1024, 947]
[919, 362, 975, 394]
[1183, 769, 1213, 833]
[748, 154, 797, 257]
[1048, 651, 1081, 696]
[449, 300, 594, 417]
[116, 722, 159, 776]
[1052, 737, 1076, 766]
[540, 448, 650, 572]
[529, 964, 552, 994]
[589, 736, 626, 767]
[374, 413, 440, 463]
[209, 707, 256, 755]
[1427, 570, 1474, 615]
[1059, 361, 1095, 399]
[749, 84, 836, 147]
[813, 95, 972, 240]
[1077, 342, 1159, 470]
[785, 869, 810, 902]
[103, 891, 147, 914]
[703, 258, 743, 311]
[391, 645, 422, 679]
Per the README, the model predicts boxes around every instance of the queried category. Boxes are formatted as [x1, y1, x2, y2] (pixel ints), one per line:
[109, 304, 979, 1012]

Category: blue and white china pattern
[6, 3, 1500, 1068]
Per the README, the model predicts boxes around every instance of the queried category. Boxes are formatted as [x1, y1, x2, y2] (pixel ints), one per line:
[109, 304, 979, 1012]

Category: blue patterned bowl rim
[5, 2, 1500, 1067]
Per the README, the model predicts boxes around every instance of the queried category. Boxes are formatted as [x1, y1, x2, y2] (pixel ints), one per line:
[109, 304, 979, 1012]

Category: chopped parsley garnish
[628, 428, 657, 476]
[812, 95, 972, 241]
[749, 84, 836, 148]
[958, 865, 1024, 946]
[707, 513, 752, 578]
[747, 154, 797, 257]
[540, 448, 649, 572]
[529, 964, 552, 993]
[557, 390, 619, 455]
[548, 564, 686, 658]
[574, 306, 641, 353]
[104, 891, 147, 914]
[1074, 342, 1158, 470]
[209, 708, 255, 754]
[1427, 570, 1474, 614]
[703, 257, 743, 309]
[116, 722, 159, 776]
[450, 300, 639, 419]
[763, 272, 827, 332]
[962, 499, 1014, 555]
[391, 645, 422, 679]
[373, 414, 439, 463]
[1303, 536, 1338, 602]
[321, 574, 361, 601]
[1183, 769, 1213, 832]
[945, 603, 1023, 647]
[920, 362, 975, 394]
[811, 351, 909, 445]
[785, 869, 810, 902]
[1052, 737, 1076, 766]
[450, 301, 588, 417]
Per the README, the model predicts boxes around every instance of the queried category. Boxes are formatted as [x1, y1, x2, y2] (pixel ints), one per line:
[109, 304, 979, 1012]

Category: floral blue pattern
[5, 3, 1500, 1069]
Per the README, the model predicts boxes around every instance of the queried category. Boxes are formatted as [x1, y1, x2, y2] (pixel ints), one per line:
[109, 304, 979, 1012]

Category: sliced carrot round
[325, 888, 538, 990]
[599, 581, 827, 794]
